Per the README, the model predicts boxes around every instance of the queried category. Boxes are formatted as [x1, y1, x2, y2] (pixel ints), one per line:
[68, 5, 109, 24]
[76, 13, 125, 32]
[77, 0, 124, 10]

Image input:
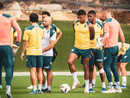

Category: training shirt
[74, 20, 90, 49]
[42, 27, 56, 56]
[102, 18, 124, 48]
[0, 14, 22, 46]
[23, 25, 44, 55]
[38, 22, 60, 33]
[90, 21, 103, 49]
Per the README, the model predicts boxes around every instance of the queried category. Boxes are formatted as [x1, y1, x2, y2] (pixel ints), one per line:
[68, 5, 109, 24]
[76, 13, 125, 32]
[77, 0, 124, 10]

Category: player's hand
[14, 52, 17, 57]
[12, 44, 19, 53]
[120, 43, 126, 55]
[21, 53, 24, 61]
[96, 37, 104, 50]
[91, 51, 93, 56]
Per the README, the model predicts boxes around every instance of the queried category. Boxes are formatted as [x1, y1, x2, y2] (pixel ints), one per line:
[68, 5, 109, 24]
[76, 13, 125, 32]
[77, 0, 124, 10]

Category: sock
[116, 82, 120, 88]
[38, 84, 42, 90]
[109, 82, 113, 88]
[47, 86, 51, 91]
[6, 85, 11, 92]
[102, 82, 106, 88]
[72, 72, 78, 82]
[42, 84, 46, 90]
[92, 79, 96, 85]
[89, 83, 92, 89]
[85, 80, 89, 90]
[33, 85, 37, 91]
[122, 76, 126, 86]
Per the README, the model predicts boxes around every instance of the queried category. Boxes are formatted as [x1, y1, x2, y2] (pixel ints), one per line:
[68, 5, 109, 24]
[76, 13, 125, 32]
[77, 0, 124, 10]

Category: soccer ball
[60, 84, 70, 93]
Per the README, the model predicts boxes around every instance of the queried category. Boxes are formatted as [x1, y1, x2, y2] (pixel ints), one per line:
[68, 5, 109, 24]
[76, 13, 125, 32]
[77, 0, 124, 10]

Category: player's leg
[103, 48, 115, 93]
[92, 65, 96, 87]
[41, 71, 47, 90]
[111, 46, 122, 93]
[42, 56, 53, 93]
[2, 46, 14, 97]
[68, 48, 79, 90]
[116, 62, 121, 76]
[120, 63, 127, 88]
[0, 64, 3, 89]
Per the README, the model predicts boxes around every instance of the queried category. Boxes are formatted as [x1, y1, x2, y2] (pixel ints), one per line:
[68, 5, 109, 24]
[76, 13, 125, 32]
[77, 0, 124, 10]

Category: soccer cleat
[103, 87, 115, 93]
[79, 83, 85, 88]
[29, 90, 37, 94]
[115, 87, 122, 93]
[72, 81, 80, 90]
[92, 83, 96, 88]
[6, 91, 13, 98]
[101, 88, 107, 93]
[37, 89, 43, 94]
[27, 85, 33, 89]
[89, 88, 95, 93]
[120, 85, 127, 89]
[107, 84, 116, 89]
[0, 85, 3, 89]
[42, 89, 51, 93]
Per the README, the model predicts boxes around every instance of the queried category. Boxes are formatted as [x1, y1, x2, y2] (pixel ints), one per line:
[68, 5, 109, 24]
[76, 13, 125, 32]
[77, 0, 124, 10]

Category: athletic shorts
[0, 45, 14, 67]
[117, 48, 130, 63]
[70, 47, 91, 60]
[89, 49, 103, 66]
[42, 56, 53, 71]
[26, 55, 43, 68]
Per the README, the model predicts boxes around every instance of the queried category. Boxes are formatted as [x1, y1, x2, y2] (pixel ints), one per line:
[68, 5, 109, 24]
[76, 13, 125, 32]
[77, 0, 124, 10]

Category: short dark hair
[88, 10, 96, 16]
[77, 9, 86, 15]
[0, 2, 4, 10]
[29, 13, 38, 22]
[42, 11, 50, 16]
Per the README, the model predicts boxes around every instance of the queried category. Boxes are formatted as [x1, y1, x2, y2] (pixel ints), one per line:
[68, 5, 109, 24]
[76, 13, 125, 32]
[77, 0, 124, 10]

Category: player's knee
[99, 68, 105, 74]
[68, 60, 73, 66]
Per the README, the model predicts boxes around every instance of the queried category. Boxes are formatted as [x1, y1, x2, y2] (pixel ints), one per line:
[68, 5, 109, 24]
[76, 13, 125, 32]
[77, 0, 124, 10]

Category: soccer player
[68, 9, 92, 93]
[41, 17, 56, 93]
[21, 13, 44, 94]
[80, 10, 106, 93]
[116, 42, 130, 89]
[101, 7, 125, 93]
[0, 26, 17, 89]
[0, 2, 22, 98]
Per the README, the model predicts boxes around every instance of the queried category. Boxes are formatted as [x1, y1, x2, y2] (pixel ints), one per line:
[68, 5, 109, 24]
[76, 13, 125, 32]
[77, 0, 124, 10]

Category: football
[60, 84, 70, 93]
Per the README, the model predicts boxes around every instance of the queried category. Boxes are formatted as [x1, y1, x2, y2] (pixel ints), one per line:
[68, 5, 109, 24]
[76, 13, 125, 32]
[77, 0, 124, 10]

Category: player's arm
[119, 25, 125, 44]
[10, 17, 22, 45]
[42, 40, 55, 53]
[89, 23, 95, 40]
[21, 40, 28, 61]
[42, 32, 56, 53]
[73, 22, 75, 33]
[102, 23, 109, 44]
[55, 30, 62, 44]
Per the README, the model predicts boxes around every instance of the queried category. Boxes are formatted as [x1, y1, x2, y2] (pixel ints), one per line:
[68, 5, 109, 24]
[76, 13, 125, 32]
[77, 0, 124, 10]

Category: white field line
[2, 71, 130, 76]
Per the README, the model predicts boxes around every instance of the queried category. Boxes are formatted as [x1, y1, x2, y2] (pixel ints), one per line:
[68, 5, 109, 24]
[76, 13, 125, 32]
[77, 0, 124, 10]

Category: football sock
[38, 84, 42, 90]
[122, 76, 126, 86]
[109, 82, 113, 88]
[92, 79, 96, 85]
[85, 80, 89, 89]
[33, 85, 37, 91]
[89, 83, 92, 89]
[72, 72, 78, 82]
[47, 86, 51, 91]
[102, 82, 106, 88]
[6, 85, 11, 92]
[42, 84, 46, 90]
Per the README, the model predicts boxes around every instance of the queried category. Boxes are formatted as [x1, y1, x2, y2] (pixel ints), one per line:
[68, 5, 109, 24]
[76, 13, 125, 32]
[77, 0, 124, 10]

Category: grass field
[0, 75, 130, 98]
[2, 21, 129, 72]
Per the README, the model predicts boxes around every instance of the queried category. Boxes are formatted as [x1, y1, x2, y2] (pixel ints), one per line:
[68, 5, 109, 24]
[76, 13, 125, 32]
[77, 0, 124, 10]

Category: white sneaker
[104, 87, 115, 93]
[72, 81, 80, 90]
[84, 87, 89, 93]
[115, 87, 122, 93]
[27, 85, 33, 90]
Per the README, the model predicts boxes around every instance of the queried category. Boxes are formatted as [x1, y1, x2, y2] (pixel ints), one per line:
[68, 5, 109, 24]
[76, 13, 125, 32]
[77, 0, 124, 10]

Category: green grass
[0, 76, 130, 98]
[4, 21, 130, 72]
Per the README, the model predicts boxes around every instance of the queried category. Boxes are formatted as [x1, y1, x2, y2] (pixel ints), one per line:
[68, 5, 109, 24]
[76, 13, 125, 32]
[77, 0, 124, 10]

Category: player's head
[87, 10, 96, 23]
[42, 11, 50, 21]
[29, 13, 38, 23]
[43, 17, 52, 28]
[77, 9, 86, 24]
[102, 7, 111, 20]
[0, 2, 4, 10]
